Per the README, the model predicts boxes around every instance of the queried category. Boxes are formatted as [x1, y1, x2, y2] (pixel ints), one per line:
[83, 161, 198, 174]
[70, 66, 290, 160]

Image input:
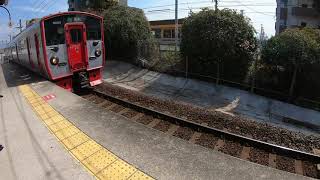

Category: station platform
[0, 62, 314, 180]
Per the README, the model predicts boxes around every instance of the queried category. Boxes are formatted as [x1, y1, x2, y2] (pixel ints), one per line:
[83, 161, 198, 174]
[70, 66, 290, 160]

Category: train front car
[42, 12, 105, 91]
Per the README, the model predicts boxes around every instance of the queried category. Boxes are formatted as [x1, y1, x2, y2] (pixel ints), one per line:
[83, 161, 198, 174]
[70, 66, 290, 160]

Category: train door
[65, 23, 88, 72]
[34, 34, 43, 73]
[26, 37, 35, 69]
[15, 43, 19, 61]
[10, 47, 13, 61]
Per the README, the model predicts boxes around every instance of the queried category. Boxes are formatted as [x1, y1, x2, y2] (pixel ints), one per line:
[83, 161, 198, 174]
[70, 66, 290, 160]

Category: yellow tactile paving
[70, 140, 102, 161]
[82, 149, 118, 174]
[48, 120, 73, 132]
[43, 115, 65, 126]
[96, 160, 137, 180]
[55, 125, 80, 140]
[38, 113, 50, 120]
[18, 85, 154, 180]
[47, 111, 59, 117]
[62, 132, 90, 150]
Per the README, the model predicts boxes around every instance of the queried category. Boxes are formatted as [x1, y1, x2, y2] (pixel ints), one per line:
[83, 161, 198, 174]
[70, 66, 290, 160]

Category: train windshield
[44, 14, 102, 46]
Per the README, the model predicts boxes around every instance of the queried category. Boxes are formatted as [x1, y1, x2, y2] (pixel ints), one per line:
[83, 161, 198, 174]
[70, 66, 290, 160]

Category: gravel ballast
[96, 83, 320, 153]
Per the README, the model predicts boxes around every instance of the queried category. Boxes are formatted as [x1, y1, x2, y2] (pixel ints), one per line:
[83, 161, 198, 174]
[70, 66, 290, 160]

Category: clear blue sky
[0, 0, 276, 46]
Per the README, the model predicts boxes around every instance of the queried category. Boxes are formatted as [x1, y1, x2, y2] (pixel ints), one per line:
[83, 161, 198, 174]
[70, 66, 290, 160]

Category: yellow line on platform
[19, 85, 154, 180]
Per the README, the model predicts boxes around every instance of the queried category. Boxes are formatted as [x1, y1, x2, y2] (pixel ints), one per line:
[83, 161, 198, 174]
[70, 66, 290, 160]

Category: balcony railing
[292, 7, 320, 17]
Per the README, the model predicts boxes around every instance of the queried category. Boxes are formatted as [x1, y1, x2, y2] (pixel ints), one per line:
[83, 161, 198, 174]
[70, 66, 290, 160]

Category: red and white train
[3, 11, 105, 91]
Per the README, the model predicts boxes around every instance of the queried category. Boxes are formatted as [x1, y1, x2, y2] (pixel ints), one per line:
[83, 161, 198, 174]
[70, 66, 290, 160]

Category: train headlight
[95, 49, 102, 57]
[50, 56, 59, 65]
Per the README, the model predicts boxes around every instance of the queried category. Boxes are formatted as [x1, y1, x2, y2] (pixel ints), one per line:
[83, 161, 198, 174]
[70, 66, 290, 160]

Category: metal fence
[134, 41, 320, 111]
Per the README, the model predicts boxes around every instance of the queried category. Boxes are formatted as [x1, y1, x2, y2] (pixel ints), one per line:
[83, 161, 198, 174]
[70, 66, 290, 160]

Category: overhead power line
[142, 1, 276, 10]
[145, 2, 276, 17]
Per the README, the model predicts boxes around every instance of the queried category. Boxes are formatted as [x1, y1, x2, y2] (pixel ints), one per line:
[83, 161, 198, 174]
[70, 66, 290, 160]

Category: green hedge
[181, 8, 257, 82]
[260, 28, 320, 98]
[102, 5, 152, 60]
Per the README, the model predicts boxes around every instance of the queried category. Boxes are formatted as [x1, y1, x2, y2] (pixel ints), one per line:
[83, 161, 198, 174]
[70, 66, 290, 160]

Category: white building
[275, 0, 320, 34]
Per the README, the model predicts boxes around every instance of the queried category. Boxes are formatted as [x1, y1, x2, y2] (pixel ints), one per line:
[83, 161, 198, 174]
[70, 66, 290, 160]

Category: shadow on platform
[1, 62, 45, 88]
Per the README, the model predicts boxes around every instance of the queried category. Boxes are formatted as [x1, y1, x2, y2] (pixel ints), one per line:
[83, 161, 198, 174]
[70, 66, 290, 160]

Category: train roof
[4, 11, 103, 47]
[41, 11, 103, 21]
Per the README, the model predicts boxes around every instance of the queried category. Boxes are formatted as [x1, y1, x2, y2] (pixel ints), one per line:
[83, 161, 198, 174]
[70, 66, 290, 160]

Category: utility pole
[251, 24, 264, 93]
[259, 24, 265, 47]
[175, 0, 179, 51]
[19, 19, 23, 32]
[213, 0, 218, 10]
[16, 19, 23, 33]
[240, 10, 244, 16]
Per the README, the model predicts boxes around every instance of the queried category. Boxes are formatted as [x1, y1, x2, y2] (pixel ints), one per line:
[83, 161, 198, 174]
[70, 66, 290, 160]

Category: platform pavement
[1, 62, 315, 180]
[0, 63, 94, 179]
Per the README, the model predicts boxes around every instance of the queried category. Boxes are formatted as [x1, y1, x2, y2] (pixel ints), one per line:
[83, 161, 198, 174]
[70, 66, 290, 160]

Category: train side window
[85, 16, 101, 40]
[44, 16, 65, 46]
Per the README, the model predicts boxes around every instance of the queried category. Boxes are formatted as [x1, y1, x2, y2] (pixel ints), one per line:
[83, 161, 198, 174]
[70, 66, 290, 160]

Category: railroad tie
[118, 108, 130, 115]
[132, 113, 145, 121]
[313, 149, 320, 155]
[294, 160, 304, 175]
[97, 101, 111, 107]
[268, 154, 277, 168]
[313, 149, 320, 171]
[166, 125, 179, 136]
[240, 147, 251, 160]
[85, 95, 95, 101]
[105, 103, 117, 110]
[189, 132, 202, 144]
[147, 119, 161, 128]
[214, 139, 225, 151]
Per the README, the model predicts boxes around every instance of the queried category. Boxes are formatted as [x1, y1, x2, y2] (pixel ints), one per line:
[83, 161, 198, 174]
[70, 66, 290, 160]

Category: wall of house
[275, 0, 320, 34]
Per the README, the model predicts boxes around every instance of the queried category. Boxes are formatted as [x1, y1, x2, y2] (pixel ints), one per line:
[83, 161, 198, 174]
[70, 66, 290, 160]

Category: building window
[152, 29, 161, 39]
[301, 4, 308, 8]
[163, 29, 173, 39]
[301, 22, 307, 27]
[161, 28, 182, 39]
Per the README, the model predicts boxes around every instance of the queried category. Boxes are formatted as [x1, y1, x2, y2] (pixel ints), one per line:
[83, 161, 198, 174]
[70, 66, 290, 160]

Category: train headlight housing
[95, 49, 102, 57]
[50, 56, 59, 65]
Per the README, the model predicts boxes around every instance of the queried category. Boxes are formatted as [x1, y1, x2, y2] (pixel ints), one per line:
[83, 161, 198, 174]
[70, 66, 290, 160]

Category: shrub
[102, 6, 153, 60]
[181, 8, 257, 82]
[79, 0, 118, 11]
[261, 28, 320, 98]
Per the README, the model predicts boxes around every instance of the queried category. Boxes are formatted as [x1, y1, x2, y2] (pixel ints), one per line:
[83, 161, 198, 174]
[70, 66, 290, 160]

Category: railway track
[78, 86, 320, 179]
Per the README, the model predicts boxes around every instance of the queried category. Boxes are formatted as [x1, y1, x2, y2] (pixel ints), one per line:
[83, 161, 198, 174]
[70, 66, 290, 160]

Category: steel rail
[92, 88, 320, 163]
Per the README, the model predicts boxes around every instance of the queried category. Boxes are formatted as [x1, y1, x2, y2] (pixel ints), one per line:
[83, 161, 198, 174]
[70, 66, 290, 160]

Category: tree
[261, 28, 320, 99]
[102, 5, 153, 60]
[181, 8, 257, 82]
[78, 0, 118, 11]
[90, 0, 118, 9]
